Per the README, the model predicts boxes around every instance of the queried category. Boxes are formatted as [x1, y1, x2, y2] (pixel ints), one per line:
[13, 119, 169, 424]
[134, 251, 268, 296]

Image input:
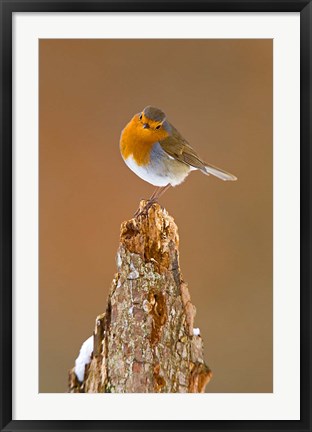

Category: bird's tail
[203, 163, 237, 181]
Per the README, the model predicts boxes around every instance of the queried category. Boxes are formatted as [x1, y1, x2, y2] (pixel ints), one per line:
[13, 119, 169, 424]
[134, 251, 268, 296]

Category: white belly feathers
[123, 142, 192, 187]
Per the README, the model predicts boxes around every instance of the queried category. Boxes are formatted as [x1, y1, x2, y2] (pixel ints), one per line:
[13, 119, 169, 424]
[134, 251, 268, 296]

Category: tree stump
[68, 201, 212, 393]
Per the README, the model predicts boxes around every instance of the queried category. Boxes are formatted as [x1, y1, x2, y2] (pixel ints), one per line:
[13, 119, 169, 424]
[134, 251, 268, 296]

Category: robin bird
[120, 106, 237, 216]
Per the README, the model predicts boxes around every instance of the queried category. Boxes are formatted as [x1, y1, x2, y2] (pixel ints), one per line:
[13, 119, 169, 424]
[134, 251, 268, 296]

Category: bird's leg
[137, 186, 161, 207]
[134, 184, 171, 217]
[149, 186, 162, 201]
[150, 183, 171, 202]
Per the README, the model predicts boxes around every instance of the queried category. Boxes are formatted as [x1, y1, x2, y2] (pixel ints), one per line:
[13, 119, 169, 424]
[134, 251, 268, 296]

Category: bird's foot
[134, 199, 157, 218]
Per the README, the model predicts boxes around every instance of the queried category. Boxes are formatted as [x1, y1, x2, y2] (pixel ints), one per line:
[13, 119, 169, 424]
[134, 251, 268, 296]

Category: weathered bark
[68, 201, 212, 393]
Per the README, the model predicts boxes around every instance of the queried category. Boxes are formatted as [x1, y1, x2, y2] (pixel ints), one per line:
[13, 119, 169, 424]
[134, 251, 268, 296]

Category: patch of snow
[193, 328, 200, 336]
[128, 306, 133, 315]
[74, 335, 94, 382]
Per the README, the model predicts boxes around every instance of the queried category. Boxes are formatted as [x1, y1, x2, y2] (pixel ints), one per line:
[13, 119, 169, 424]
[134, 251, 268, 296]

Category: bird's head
[134, 106, 170, 142]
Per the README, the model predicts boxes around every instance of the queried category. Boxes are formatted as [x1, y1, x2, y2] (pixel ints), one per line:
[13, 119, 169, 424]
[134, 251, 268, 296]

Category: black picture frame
[0, 1, 311, 431]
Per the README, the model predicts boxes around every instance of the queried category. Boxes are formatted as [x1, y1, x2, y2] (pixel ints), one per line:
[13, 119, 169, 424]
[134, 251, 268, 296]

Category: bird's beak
[142, 123, 150, 129]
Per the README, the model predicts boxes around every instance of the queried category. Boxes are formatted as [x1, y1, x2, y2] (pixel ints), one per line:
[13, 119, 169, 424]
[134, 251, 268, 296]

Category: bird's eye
[139, 114, 143, 120]
[155, 124, 161, 130]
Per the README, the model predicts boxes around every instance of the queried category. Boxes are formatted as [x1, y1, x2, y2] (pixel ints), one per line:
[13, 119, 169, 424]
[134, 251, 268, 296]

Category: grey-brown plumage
[159, 123, 237, 181]
[143, 106, 166, 123]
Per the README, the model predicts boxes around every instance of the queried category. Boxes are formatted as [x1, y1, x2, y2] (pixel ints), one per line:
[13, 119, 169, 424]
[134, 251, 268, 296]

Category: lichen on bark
[68, 201, 212, 393]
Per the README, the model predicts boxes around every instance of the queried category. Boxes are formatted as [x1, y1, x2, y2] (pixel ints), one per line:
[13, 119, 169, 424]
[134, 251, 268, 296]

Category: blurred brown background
[39, 39, 272, 393]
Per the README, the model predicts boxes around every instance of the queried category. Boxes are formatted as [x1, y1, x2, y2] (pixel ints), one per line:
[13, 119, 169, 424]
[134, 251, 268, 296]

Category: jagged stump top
[120, 200, 179, 271]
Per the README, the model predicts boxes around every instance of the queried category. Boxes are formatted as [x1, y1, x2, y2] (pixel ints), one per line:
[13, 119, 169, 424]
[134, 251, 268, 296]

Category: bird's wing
[159, 123, 237, 181]
[159, 123, 207, 172]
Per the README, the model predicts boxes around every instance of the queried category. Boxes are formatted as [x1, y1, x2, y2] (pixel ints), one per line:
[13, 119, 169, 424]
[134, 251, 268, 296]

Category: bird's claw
[134, 199, 156, 218]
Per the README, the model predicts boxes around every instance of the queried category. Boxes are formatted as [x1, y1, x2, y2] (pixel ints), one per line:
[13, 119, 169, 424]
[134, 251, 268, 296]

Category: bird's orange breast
[120, 115, 169, 166]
